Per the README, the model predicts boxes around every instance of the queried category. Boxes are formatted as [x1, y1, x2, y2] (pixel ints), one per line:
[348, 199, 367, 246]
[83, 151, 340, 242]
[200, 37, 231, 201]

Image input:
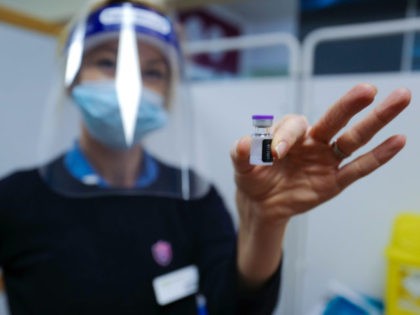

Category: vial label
[250, 137, 273, 166]
[262, 139, 273, 162]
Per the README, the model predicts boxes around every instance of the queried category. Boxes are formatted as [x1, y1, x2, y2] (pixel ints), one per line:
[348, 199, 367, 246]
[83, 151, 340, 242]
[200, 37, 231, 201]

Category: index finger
[309, 83, 378, 143]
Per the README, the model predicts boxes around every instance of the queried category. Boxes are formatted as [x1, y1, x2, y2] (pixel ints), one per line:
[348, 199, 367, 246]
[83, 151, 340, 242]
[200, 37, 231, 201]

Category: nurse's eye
[142, 69, 169, 82]
[95, 58, 117, 70]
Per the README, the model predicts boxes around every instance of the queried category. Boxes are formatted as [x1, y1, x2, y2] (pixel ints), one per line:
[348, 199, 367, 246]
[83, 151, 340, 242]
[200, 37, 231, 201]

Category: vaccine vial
[250, 115, 274, 166]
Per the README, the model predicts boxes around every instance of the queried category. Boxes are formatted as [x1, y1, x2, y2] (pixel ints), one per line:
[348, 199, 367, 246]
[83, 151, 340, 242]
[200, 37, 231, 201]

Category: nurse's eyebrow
[98, 47, 118, 54]
[145, 58, 167, 66]
[144, 59, 170, 74]
[86, 42, 119, 54]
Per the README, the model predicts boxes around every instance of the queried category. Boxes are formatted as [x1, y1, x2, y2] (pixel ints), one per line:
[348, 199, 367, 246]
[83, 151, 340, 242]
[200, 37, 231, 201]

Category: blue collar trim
[64, 142, 158, 188]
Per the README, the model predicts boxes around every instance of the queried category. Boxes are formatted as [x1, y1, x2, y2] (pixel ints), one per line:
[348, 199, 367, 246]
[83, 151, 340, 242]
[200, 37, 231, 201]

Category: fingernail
[276, 141, 288, 159]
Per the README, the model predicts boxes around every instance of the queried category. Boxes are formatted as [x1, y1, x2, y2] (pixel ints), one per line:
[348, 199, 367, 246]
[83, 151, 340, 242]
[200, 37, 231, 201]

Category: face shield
[38, 1, 209, 199]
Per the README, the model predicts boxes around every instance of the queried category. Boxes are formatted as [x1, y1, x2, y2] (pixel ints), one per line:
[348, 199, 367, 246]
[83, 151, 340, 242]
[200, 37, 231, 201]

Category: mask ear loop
[116, 3, 142, 147]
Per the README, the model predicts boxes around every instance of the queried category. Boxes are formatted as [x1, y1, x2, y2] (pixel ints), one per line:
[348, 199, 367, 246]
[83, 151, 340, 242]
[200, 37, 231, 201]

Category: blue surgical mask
[71, 81, 168, 149]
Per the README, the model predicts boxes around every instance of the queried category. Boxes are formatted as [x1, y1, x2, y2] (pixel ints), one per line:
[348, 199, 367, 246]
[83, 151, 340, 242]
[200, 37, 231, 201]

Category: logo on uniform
[152, 240, 173, 267]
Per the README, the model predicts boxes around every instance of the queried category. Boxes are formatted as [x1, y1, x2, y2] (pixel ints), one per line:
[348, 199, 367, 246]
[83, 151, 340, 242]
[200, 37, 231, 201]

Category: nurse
[0, 0, 411, 314]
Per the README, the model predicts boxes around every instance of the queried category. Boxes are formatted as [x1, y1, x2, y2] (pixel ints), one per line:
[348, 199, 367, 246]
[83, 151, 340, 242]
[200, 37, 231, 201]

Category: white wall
[0, 23, 57, 178]
[0, 21, 58, 315]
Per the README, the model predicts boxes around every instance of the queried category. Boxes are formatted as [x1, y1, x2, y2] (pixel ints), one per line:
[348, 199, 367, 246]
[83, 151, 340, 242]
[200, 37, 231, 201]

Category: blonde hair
[89, 0, 168, 15]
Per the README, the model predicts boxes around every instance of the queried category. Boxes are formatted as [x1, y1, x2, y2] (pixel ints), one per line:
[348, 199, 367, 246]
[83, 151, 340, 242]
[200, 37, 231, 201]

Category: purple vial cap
[252, 115, 274, 120]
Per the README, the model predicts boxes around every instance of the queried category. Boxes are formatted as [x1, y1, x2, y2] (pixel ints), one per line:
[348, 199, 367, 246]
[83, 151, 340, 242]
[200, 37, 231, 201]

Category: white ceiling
[0, 0, 296, 24]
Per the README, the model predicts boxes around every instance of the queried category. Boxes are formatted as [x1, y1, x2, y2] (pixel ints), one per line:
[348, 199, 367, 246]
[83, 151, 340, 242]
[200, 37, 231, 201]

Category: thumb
[230, 136, 255, 174]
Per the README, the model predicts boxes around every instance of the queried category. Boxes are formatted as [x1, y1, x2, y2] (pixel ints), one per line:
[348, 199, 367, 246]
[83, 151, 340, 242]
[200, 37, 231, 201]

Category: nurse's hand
[231, 83, 411, 287]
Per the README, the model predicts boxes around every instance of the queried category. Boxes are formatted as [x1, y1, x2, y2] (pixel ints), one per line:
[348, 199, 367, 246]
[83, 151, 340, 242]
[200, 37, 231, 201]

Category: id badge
[153, 265, 199, 305]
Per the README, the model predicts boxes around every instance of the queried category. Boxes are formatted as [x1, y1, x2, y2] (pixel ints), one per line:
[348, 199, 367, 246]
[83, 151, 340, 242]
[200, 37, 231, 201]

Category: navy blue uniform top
[0, 156, 281, 315]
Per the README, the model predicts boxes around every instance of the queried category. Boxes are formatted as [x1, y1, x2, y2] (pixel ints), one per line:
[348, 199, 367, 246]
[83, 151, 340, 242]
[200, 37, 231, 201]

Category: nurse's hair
[90, 0, 169, 15]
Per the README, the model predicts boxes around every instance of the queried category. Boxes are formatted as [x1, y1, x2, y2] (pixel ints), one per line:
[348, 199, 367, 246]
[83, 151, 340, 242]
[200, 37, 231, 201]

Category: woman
[0, 0, 411, 314]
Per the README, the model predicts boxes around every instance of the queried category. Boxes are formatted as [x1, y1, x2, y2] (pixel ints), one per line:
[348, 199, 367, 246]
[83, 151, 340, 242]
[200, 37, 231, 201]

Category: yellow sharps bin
[386, 213, 420, 315]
